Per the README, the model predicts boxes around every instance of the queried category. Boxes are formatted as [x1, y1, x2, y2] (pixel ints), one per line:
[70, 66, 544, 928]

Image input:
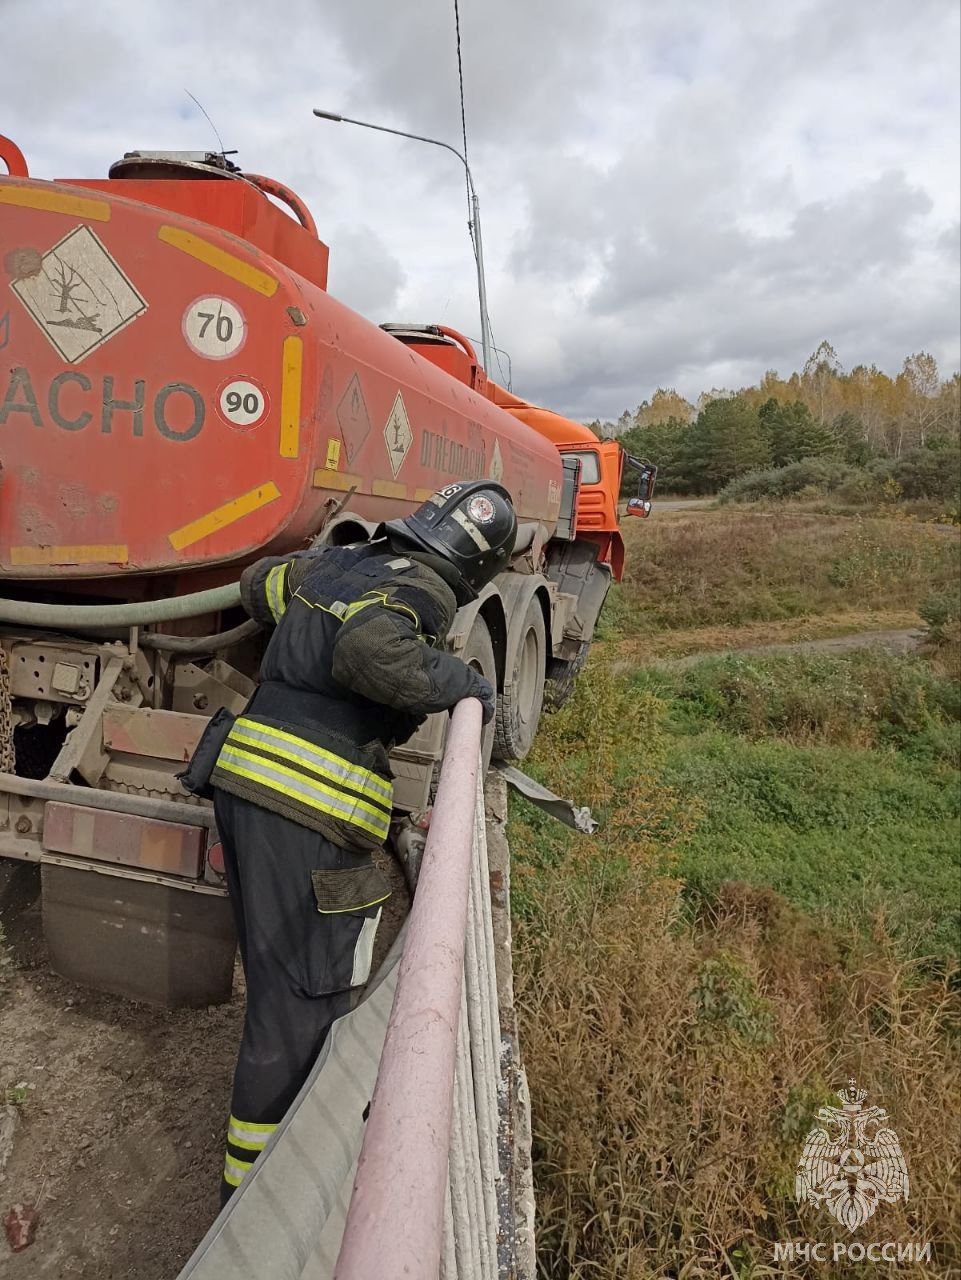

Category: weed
[0, 921, 10, 990]
[515, 866, 960, 1277]
[828, 519, 950, 592]
[922, 591, 961, 646]
[5, 1081, 30, 1108]
[692, 950, 774, 1046]
[665, 734, 960, 960]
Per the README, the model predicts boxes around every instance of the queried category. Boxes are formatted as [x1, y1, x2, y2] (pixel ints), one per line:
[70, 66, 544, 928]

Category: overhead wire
[453, 0, 509, 387]
[453, 0, 473, 235]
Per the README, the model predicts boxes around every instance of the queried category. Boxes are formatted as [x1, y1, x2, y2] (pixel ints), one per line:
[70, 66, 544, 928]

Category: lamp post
[313, 108, 492, 374]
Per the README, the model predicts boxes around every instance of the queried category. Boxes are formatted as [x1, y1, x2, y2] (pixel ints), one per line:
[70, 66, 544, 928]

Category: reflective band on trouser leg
[218, 745, 391, 840]
[228, 1114, 278, 1153]
[223, 1151, 256, 1188]
[265, 562, 289, 622]
[230, 717, 393, 806]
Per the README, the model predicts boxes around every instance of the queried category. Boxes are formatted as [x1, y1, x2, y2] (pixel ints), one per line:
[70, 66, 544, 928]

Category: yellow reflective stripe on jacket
[224, 1151, 256, 1188]
[292, 587, 421, 634]
[348, 589, 421, 630]
[265, 562, 289, 623]
[228, 1115, 278, 1153]
[232, 717, 393, 807]
[217, 746, 391, 840]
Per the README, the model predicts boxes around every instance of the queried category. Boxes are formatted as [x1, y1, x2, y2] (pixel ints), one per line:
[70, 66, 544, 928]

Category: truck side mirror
[625, 456, 657, 504]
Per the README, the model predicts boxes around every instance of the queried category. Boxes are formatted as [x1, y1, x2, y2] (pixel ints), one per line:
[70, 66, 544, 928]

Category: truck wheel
[461, 615, 497, 773]
[494, 599, 546, 761]
[544, 641, 589, 712]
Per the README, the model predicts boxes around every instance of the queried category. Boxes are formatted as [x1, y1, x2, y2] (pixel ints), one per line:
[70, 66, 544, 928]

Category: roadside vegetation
[511, 511, 960, 1278]
[717, 449, 960, 523]
[605, 507, 958, 663]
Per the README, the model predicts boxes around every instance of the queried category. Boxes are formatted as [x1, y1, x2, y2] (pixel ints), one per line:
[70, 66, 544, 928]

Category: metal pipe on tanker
[0, 772, 218, 828]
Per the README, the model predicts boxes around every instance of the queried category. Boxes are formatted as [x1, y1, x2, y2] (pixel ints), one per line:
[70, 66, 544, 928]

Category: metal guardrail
[178, 698, 533, 1279]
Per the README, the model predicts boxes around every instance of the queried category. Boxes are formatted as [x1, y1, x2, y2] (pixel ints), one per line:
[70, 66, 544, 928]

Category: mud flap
[42, 863, 236, 1007]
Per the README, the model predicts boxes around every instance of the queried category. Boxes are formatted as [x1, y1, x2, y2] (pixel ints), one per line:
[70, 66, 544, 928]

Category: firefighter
[207, 481, 517, 1204]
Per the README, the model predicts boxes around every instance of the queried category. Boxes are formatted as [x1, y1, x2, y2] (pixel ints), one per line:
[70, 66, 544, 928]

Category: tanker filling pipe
[69, 618, 262, 653]
[0, 581, 242, 628]
[137, 618, 259, 653]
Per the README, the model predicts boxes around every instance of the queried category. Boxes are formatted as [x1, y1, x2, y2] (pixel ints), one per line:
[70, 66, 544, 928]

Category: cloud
[1, 0, 957, 420]
[326, 224, 406, 317]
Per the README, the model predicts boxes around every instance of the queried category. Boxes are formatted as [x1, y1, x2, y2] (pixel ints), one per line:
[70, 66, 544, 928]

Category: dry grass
[516, 875, 960, 1278]
[618, 511, 959, 635]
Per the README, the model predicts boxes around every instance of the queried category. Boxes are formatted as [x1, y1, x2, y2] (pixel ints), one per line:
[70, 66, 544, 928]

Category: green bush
[692, 949, 774, 1045]
[717, 446, 961, 507]
[884, 445, 961, 501]
[718, 457, 856, 503]
[921, 591, 961, 644]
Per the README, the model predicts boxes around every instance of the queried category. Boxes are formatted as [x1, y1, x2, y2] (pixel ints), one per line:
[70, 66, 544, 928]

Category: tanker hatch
[109, 151, 241, 181]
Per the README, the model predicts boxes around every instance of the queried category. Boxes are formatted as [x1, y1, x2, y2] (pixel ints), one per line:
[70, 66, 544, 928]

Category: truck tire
[461, 615, 497, 773]
[494, 598, 546, 762]
[544, 641, 589, 712]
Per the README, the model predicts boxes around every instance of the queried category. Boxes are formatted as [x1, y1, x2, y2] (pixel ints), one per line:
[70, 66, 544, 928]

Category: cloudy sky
[2, 0, 958, 419]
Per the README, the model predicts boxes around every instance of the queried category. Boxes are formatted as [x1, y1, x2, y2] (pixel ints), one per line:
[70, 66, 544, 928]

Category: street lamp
[313, 108, 492, 374]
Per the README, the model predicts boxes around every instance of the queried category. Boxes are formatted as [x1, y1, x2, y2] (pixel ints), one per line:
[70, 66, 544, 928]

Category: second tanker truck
[0, 138, 651, 1005]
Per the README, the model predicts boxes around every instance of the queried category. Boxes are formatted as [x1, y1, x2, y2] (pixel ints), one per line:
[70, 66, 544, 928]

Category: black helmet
[385, 481, 517, 601]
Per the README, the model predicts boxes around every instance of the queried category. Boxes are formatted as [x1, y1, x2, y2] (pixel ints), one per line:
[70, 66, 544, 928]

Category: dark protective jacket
[211, 540, 483, 851]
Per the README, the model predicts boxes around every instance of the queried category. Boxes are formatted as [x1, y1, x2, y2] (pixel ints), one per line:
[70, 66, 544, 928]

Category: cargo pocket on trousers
[309, 864, 392, 994]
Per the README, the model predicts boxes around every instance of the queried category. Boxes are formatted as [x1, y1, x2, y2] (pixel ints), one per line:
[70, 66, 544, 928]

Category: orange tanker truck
[0, 138, 649, 1005]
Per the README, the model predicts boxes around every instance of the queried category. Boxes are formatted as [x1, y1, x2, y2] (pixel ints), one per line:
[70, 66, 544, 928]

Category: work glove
[465, 673, 496, 725]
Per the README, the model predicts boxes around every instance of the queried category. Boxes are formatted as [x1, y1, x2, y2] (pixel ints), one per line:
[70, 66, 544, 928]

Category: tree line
[589, 342, 961, 495]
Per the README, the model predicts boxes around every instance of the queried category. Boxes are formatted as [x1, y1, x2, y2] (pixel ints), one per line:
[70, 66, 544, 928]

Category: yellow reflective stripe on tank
[217, 746, 391, 839]
[228, 1116, 278, 1152]
[265, 562, 289, 623]
[232, 716, 393, 807]
[224, 1152, 256, 1188]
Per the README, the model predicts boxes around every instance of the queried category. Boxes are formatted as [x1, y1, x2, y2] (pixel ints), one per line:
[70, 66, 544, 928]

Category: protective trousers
[214, 790, 387, 1205]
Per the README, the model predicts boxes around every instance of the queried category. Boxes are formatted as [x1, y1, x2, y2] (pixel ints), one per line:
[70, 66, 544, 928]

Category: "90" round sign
[217, 378, 269, 429]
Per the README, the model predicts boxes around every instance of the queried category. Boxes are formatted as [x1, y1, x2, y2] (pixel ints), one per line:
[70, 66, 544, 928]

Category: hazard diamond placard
[11, 225, 147, 364]
[384, 391, 413, 477]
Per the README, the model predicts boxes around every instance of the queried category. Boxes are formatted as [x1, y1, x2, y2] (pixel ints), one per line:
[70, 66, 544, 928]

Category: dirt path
[647, 626, 925, 672]
[651, 498, 713, 512]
